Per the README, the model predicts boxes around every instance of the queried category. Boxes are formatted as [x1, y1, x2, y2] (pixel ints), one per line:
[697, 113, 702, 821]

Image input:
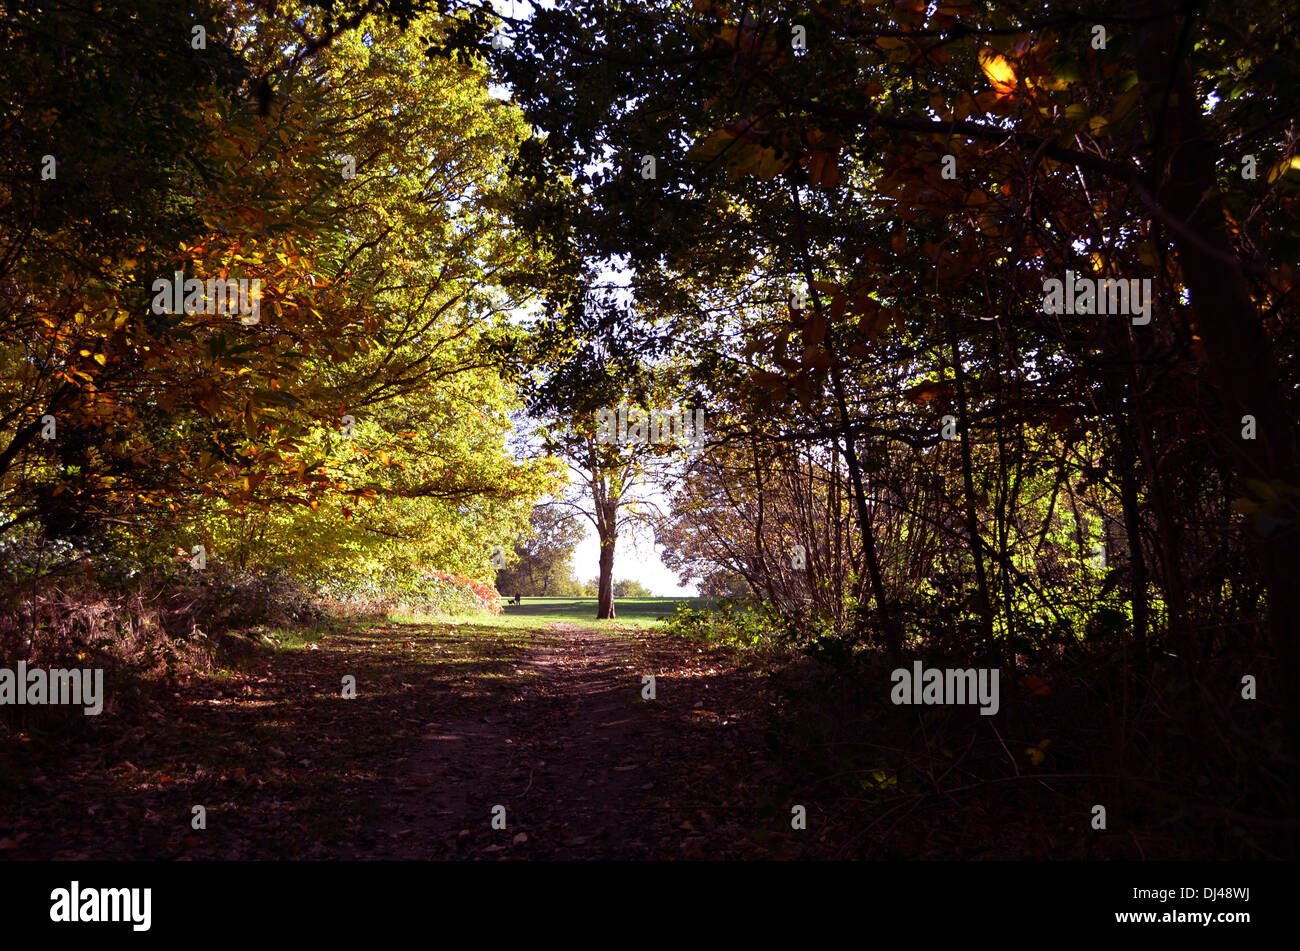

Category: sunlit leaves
[978, 47, 1018, 98]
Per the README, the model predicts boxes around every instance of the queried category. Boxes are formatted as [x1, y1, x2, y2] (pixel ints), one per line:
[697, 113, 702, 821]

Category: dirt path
[0, 618, 812, 860]
[374, 622, 794, 859]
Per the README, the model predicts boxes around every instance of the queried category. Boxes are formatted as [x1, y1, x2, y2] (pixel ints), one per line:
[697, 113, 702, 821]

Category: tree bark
[596, 525, 617, 620]
[950, 332, 1000, 668]
[1136, 2, 1300, 849]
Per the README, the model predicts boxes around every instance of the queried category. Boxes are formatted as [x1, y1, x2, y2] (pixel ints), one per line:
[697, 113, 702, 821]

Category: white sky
[570, 519, 699, 596]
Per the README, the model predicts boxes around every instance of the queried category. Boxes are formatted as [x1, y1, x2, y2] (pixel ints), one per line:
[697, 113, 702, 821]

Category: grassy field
[498, 596, 711, 624]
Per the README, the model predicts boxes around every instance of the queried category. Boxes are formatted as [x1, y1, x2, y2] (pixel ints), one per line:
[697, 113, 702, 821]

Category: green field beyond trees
[500, 597, 712, 623]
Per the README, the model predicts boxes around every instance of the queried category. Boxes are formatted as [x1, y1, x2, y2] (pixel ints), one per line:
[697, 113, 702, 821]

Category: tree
[494, 503, 583, 595]
[612, 578, 654, 598]
[521, 323, 699, 619]
[543, 421, 654, 620]
[484, 0, 1300, 836]
[0, 1, 559, 602]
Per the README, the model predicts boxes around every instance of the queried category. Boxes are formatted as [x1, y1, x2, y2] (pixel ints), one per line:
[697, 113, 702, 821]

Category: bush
[311, 565, 501, 616]
[0, 558, 324, 695]
[0, 523, 352, 695]
[662, 601, 784, 648]
[612, 578, 655, 598]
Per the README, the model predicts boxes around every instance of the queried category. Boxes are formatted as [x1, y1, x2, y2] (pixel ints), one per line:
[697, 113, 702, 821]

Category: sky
[569, 518, 699, 596]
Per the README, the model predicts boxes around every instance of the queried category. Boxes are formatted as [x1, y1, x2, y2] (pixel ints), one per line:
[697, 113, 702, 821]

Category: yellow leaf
[1109, 84, 1142, 123]
[1267, 155, 1300, 184]
[1231, 496, 1259, 516]
[1031, 73, 1071, 92]
[978, 47, 1017, 95]
[748, 146, 793, 180]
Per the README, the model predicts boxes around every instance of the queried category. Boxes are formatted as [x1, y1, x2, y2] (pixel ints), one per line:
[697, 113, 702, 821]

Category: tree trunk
[1114, 429, 1150, 654]
[596, 527, 617, 620]
[1136, 3, 1300, 850]
[790, 187, 901, 658]
[951, 332, 1000, 669]
[588, 445, 622, 621]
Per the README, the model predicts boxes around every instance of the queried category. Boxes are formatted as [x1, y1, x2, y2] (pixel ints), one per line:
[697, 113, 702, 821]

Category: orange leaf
[906, 381, 952, 404]
[1022, 675, 1051, 696]
[978, 47, 1018, 97]
[801, 314, 826, 347]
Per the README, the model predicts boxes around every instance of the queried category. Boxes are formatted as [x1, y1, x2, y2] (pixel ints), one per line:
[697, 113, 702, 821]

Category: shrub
[662, 600, 784, 648]
[311, 565, 501, 616]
